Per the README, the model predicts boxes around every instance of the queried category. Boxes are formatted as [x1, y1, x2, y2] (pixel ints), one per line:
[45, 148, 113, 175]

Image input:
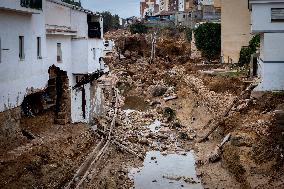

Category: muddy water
[129, 151, 203, 189]
[122, 96, 149, 111]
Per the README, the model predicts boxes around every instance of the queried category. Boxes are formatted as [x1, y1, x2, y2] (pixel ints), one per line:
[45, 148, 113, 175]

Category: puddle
[122, 96, 149, 111]
[146, 120, 161, 133]
[129, 151, 203, 189]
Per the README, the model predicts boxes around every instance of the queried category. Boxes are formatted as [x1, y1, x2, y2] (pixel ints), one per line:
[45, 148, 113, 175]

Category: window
[271, 8, 284, 22]
[57, 43, 62, 62]
[37, 37, 41, 59]
[19, 36, 24, 60]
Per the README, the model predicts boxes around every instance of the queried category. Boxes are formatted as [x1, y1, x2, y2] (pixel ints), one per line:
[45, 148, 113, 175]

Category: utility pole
[150, 31, 157, 64]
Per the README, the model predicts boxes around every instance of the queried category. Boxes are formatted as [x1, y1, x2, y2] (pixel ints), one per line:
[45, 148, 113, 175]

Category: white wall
[255, 60, 284, 91]
[0, 8, 47, 112]
[255, 33, 284, 91]
[71, 9, 88, 38]
[46, 35, 72, 73]
[264, 33, 284, 61]
[251, 3, 284, 32]
[45, 1, 71, 28]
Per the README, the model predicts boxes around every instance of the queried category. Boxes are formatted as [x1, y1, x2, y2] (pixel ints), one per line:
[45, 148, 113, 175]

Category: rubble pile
[185, 75, 235, 114]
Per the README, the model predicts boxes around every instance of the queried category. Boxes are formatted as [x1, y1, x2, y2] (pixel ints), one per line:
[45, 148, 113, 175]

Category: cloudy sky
[81, 0, 140, 18]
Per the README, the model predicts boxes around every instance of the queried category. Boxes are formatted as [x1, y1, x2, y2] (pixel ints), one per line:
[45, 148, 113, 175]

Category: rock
[152, 86, 167, 97]
[139, 138, 149, 145]
[179, 132, 189, 140]
[124, 50, 131, 58]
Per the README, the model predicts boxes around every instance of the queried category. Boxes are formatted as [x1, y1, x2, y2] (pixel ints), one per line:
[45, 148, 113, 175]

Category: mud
[1, 28, 284, 189]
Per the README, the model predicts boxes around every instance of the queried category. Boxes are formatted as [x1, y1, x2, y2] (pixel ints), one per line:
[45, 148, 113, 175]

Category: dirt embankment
[0, 110, 98, 189]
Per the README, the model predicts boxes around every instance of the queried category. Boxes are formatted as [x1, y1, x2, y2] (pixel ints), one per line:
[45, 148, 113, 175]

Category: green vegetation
[62, 0, 81, 7]
[100, 11, 120, 33]
[238, 34, 260, 66]
[129, 22, 148, 34]
[194, 23, 221, 60]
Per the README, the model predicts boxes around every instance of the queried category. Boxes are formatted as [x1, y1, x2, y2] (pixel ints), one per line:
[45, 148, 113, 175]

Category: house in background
[221, 0, 252, 63]
[0, 0, 106, 124]
[249, 0, 284, 91]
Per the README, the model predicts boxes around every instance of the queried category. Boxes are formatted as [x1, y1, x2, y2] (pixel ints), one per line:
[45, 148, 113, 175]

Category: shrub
[194, 23, 221, 60]
[129, 22, 148, 34]
[238, 34, 260, 66]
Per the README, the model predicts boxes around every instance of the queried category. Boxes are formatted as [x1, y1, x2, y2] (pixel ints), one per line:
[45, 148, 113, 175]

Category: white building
[0, 0, 106, 124]
[0, 0, 47, 112]
[249, 0, 284, 91]
[45, 0, 105, 123]
[178, 0, 185, 11]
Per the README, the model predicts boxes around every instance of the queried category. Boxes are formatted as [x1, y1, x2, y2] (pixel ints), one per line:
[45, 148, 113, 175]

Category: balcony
[0, 0, 42, 14]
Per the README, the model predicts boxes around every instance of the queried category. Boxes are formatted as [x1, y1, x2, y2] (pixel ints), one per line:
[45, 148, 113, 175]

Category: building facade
[140, 0, 159, 18]
[0, 0, 47, 112]
[221, 0, 252, 63]
[0, 0, 106, 124]
[249, 0, 284, 91]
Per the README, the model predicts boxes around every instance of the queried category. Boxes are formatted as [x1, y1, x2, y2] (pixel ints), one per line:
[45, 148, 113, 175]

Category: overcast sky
[81, 0, 140, 18]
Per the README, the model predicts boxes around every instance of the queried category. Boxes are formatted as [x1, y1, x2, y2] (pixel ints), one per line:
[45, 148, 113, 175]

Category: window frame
[19, 36, 25, 60]
[37, 37, 42, 59]
[271, 8, 284, 22]
[57, 43, 62, 63]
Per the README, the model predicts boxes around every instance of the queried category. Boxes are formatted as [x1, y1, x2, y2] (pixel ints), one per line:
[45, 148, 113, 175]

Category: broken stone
[152, 86, 167, 97]
[179, 132, 189, 140]
[124, 50, 131, 58]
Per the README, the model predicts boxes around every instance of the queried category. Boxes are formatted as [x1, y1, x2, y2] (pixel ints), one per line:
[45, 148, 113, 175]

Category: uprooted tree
[194, 23, 221, 60]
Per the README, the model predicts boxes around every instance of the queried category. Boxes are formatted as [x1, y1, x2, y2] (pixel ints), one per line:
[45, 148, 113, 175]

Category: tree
[238, 35, 260, 66]
[194, 23, 221, 60]
[62, 0, 81, 7]
[100, 12, 120, 33]
[129, 22, 148, 34]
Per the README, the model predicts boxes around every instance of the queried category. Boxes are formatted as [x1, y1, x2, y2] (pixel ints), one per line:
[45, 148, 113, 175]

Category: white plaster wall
[45, 0, 71, 28]
[255, 60, 284, 91]
[46, 35, 72, 73]
[71, 39, 88, 74]
[255, 33, 284, 91]
[71, 38, 103, 74]
[71, 76, 91, 123]
[71, 9, 87, 38]
[251, 3, 284, 32]
[0, 8, 47, 112]
[88, 39, 104, 73]
[264, 33, 284, 61]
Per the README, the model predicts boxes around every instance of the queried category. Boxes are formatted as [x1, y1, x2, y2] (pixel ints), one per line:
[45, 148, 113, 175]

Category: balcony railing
[20, 0, 42, 10]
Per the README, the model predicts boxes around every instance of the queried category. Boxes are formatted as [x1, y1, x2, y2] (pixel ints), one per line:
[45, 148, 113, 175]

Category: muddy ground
[1, 29, 284, 189]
